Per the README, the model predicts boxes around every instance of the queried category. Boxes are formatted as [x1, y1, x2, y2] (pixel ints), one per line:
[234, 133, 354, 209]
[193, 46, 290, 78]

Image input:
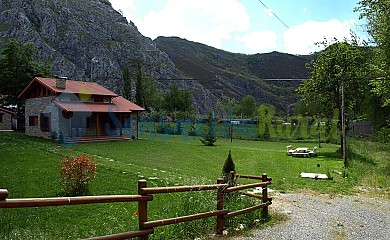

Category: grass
[0, 131, 388, 239]
[346, 138, 390, 198]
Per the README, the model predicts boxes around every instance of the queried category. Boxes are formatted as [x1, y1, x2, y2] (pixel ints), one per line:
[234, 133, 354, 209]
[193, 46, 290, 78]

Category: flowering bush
[60, 151, 96, 196]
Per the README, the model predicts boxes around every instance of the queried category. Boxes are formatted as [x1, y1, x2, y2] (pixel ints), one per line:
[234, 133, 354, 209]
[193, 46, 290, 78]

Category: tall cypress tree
[135, 62, 144, 107]
[122, 68, 132, 101]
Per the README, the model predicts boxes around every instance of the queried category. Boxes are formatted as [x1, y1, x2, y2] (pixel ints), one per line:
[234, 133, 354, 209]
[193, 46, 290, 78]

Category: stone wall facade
[25, 96, 59, 139]
[25, 97, 139, 140]
[0, 110, 13, 130]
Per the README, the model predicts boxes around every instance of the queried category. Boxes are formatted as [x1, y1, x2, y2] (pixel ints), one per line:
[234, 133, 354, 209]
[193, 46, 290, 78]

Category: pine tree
[200, 111, 217, 146]
[222, 150, 236, 186]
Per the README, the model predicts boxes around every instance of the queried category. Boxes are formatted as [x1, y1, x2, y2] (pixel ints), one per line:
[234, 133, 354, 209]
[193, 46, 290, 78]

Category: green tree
[122, 67, 132, 101]
[0, 39, 50, 112]
[236, 95, 256, 118]
[258, 104, 275, 140]
[298, 41, 370, 151]
[134, 62, 162, 111]
[135, 62, 144, 107]
[163, 83, 193, 114]
[222, 150, 236, 186]
[200, 111, 217, 146]
[293, 99, 328, 118]
[355, 0, 390, 123]
[216, 95, 238, 118]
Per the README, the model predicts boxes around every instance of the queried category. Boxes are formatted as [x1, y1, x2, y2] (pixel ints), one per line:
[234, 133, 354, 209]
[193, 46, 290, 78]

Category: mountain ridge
[0, 0, 312, 114]
[154, 36, 313, 113]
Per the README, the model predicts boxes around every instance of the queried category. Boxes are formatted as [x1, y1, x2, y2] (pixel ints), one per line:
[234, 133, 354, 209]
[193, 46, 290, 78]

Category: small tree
[60, 151, 96, 196]
[200, 111, 217, 146]
[236, 95, 256, 118]
[258, 104, 275, 140]
[222, 150, 236, 186]
[163, 83, 193, 115]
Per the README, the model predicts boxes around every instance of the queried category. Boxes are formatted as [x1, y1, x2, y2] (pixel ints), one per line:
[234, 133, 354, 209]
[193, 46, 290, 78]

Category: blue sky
[109, 0, 368, 55]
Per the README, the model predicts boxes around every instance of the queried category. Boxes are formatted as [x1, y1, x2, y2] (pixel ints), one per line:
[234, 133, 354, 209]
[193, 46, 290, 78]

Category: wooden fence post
[261, 173, 268, 218]
[216, 178, 225, 235]
[0, 189, 8, 200]
[138, 180, 149, 240]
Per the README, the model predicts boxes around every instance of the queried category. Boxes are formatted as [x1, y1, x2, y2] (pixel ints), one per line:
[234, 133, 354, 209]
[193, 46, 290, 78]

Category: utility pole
[341, 68, 347, 168]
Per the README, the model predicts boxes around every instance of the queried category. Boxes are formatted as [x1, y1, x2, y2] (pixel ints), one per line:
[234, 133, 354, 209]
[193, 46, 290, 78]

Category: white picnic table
[292, 147, 310, 157]
[295, 147, 309, 153]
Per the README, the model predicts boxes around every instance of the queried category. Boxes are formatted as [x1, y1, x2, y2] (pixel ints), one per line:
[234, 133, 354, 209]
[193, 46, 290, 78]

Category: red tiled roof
[53, 96, 144, 113]
[0, 105, 16, 115]
[112, 96, 145, 111]
[19, 77, 118, 98]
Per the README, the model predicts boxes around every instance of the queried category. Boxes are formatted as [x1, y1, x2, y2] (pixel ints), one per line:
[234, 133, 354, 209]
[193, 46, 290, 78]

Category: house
[18, 77, 144, 141]
[0, 105, 16, 130]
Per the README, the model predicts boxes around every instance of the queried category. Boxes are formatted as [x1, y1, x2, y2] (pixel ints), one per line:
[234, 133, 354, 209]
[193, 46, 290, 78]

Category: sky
[109, 0, 368, 55]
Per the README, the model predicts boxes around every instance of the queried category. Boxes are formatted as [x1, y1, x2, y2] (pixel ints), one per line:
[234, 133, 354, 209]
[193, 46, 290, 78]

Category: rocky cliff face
[0, 0, 217, 113]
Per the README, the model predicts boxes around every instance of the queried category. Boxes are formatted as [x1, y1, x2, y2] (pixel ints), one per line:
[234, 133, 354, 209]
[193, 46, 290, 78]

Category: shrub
[222, 150, 236, 186]
[259, 123, 270, 140]
[200, 111, 217, 146]
[60, 151, 96, 196]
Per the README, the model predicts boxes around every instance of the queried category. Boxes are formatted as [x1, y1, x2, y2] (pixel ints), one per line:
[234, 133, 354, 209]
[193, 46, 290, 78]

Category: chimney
[55, 75, 67, 89]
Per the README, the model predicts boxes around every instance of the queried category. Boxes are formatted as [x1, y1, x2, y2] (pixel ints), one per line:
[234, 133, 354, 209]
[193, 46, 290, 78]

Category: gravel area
[239, 192, 390, 240]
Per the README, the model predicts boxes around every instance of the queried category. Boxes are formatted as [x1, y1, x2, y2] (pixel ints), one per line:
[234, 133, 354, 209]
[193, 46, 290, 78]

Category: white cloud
[134, 0, 251, 49]
[283, 19, 354, 54]
[236, 31, 277, 53]
[110, 0, 137, 17]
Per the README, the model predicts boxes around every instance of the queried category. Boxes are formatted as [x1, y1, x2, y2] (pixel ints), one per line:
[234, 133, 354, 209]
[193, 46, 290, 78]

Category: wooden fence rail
[0, 173, 272, 240]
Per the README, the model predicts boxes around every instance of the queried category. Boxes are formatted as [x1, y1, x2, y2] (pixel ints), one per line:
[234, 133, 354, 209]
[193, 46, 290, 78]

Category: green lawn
[0, 131, 387, 239]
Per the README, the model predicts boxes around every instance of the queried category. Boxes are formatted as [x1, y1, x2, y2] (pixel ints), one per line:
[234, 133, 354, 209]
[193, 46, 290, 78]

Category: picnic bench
[292, 147, 310, 157]
[287, 146, 318, 157]
[292, 152, 310, 157]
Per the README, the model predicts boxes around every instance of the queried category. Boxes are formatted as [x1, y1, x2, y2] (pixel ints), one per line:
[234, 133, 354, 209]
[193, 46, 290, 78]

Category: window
[40, 113, 50, 131]
[29, 116, 38, 126]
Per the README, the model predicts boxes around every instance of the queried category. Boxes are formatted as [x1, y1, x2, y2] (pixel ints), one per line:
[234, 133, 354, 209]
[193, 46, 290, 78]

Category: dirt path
[239, 192, 390, 240]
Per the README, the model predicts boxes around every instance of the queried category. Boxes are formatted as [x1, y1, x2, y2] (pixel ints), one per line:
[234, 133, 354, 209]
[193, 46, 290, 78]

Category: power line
[257, 0, 290, 29]
[156, 78, 307, 81]
[262, 78, 307, 81]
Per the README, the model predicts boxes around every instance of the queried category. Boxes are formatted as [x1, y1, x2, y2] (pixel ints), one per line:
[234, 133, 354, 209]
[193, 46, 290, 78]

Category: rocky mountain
[0, 0, 216, 113]
[0, 0, 312, 115]
[154, 37, 314, 113]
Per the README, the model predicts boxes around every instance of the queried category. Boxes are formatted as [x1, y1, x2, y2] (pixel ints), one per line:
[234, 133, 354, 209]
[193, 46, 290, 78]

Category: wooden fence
[0, 173, 272, 240]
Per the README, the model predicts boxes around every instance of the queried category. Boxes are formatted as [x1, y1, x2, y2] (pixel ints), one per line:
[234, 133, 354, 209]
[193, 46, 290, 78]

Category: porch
[60, 111, 139, 140]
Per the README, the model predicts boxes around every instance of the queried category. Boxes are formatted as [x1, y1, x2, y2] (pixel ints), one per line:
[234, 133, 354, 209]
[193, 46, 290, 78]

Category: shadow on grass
[347, 147, 377, 166]
[318, 151, 343, 160]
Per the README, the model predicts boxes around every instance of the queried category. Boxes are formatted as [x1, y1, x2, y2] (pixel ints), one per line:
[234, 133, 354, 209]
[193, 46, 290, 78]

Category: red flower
[135, 211, 139, 215]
